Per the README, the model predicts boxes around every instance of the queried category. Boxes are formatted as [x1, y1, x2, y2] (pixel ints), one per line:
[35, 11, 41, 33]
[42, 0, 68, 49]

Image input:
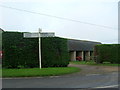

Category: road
[2, 64, 119, 89]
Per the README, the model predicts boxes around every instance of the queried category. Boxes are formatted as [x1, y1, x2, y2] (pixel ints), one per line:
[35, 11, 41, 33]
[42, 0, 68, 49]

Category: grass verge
[2, 67, 80, 77]
[70, 61, 120, 66]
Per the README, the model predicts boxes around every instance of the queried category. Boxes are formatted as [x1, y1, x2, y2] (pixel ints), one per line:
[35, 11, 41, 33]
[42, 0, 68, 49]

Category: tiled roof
[0, 28, 3, 50]
[0, 28, 4, 31]
[68, 39, 101, 51]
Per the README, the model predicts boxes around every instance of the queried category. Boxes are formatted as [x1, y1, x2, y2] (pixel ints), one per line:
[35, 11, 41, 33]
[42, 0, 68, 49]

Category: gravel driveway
[68, 64, 119, 76]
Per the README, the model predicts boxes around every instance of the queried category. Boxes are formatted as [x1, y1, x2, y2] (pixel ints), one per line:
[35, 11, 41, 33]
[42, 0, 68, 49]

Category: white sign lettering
[24, 32, 55, 38]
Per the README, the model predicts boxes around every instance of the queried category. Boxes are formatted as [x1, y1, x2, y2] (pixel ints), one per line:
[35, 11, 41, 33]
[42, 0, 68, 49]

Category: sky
[0, 0, 119, 44]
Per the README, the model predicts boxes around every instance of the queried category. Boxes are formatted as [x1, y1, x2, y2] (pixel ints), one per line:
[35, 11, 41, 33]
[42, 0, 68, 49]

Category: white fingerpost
[39, 28, 42, 69]
[23, 29, 55, 69]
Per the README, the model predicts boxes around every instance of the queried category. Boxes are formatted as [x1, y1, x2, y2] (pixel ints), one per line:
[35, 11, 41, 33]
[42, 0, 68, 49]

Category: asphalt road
[2, 64, 119, 89]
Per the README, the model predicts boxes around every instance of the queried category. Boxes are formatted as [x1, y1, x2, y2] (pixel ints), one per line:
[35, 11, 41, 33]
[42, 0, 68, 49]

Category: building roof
[0, 28, 4, 50]
[68, 39, 101, 51]
[0, 28, 4, 32]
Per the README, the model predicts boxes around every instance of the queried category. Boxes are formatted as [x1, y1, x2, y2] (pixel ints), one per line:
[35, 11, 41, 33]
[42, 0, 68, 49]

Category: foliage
[70, 61, 96, 65]
[2, 32, 69, 68]
[41, 37, 69, 67]
[70, 61, 120, 66]
[94, 44, 120, 64]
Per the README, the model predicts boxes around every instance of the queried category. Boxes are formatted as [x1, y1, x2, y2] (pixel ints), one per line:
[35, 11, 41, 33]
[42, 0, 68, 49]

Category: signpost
[38, 29, 42, 69]
[24, 28, 55, 69]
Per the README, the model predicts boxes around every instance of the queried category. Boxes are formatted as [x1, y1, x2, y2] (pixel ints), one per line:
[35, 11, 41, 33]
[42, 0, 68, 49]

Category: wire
[0, 4, 118, 30]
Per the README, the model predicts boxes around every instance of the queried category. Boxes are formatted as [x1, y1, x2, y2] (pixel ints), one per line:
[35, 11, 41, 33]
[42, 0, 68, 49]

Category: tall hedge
[94, 44, 120, 64]
[41, 37, 69, 67]
[2, 32, 69, 68]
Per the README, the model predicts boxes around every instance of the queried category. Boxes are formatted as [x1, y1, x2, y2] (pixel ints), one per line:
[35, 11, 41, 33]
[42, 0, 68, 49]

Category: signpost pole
[23, 29, 55, 69]
[39, 28, 42, 69]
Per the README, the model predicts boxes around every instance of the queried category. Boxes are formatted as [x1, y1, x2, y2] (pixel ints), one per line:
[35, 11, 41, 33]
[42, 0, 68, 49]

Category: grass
[70, 61, 120, 66]
[2, 67, 80, 77]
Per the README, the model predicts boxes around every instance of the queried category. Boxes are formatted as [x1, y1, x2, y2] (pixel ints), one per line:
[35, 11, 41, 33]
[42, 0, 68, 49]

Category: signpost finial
[39, 28, 42, 33]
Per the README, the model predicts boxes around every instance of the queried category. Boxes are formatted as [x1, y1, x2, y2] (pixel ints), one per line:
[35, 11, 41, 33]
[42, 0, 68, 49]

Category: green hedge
[94, 44, 120, 64]
[41, 37, 69, 67]
[2, 32, 69, 68]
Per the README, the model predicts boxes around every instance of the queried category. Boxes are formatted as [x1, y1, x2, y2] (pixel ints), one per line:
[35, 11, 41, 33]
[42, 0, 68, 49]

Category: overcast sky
[0, 0, 119, 44]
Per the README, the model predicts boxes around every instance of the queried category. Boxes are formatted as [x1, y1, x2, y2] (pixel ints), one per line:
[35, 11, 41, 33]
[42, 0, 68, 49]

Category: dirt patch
[68, 64, 118, 75]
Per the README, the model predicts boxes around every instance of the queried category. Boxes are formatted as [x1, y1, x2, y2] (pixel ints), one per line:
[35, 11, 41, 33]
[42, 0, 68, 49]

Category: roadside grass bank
[70, 61, 120, 66]
[2, 67, 80, 77]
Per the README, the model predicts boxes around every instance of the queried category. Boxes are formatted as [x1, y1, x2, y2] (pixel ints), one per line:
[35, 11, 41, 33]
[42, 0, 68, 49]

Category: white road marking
[95, 85, 118, 88]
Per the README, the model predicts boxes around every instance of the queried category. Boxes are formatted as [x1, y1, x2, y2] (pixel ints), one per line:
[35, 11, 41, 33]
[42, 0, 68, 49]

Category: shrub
[94, 44, 120, 64]
[41, 37, 69, 68]
[2, 32, 69, 68]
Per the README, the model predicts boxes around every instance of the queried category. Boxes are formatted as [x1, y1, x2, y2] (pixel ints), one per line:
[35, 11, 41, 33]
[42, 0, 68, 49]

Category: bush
[41, 37, 69, 68]
[94, 44, 120, 64]
[2, 32, 69, 68]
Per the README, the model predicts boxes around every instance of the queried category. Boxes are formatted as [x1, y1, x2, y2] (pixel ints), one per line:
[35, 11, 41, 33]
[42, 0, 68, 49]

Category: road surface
[2, 64, 119, 89]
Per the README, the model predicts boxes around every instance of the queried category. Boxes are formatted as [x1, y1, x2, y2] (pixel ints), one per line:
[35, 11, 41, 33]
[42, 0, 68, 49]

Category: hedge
[94, 44, 120, 64]
[41, 37, 69, 67]
[2, 32, 69, 68]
